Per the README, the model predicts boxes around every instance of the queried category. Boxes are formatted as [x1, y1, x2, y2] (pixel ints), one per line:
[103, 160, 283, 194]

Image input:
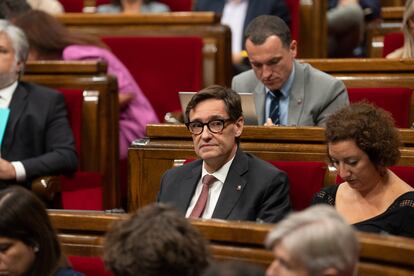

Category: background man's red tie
[189, 174, 216, 218]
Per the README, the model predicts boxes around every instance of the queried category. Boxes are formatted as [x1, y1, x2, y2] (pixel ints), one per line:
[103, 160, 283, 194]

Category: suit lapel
[175, 162, 202, 213]
[288, 61, 305, 125]
[253, 81, 266, 125]
[212, 149, 248, 219]
[2, 84, 28, 157]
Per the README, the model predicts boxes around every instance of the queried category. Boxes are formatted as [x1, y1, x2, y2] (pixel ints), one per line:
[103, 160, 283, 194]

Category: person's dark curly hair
[104, 203, 211, 276]
[325, 102, 401, 168]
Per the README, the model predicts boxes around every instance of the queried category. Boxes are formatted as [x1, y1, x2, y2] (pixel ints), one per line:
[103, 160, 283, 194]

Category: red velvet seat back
[285, 0, 300, 42]
[159, 0, 193, 11]
[57, 88, 104, 210]
[390, 166, 414, 188]
[382, 31, 404, 57]
[347, 87, 412, 128]
[68, 256, 113, 276]
[58, 0, 84, 12]
[102, 36, 203, 121]
[268, 161, 326, 210]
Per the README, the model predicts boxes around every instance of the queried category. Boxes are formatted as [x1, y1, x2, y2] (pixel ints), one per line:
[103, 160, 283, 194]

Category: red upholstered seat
[58, 0, 84, 12]
[390, 166, 414, 188]
[347, 87, 412, 128]
[285, 0, 300, 42]
[102, 36, 203, 121]
[68, 256, 113, 276]
[159, 0, 193, 11]
[57, 88, 104, 210]
[268, 161, 326, 210]
[382, 32, 404, 58]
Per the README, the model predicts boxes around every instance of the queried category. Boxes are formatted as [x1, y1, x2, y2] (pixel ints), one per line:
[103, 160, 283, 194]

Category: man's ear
[234, 116, 244, 137]
[15, 61, 23, 74]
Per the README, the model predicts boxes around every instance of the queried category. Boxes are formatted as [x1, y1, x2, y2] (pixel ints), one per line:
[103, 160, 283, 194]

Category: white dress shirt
[0, 81, 26, 181]
[186, 155, 236, 219]
[221, 0, 248, 54]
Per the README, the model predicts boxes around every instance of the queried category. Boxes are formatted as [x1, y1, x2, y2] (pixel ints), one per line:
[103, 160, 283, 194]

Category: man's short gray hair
[0, 19, 29, 74]
[266, 205, 359, 276]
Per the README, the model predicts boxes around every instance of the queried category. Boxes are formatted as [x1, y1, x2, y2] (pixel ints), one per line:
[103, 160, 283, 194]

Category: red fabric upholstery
[102, 36, 203, 121]
[269, 161, 326, 210]
[159, 0, 193, 11]
[347, 87, 412, 128]
[58, 0, 84, 12]
[285, 0, 300, 42]
[57, 88, 103, 210]
[68, 256, 113, 276]
[390, 166, 414, 188]
[382, 31, 404, 57]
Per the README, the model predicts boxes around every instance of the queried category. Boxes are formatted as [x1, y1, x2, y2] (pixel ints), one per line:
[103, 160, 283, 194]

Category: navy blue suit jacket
[158, 148, 291, 223]
[194, 0, 291, 50]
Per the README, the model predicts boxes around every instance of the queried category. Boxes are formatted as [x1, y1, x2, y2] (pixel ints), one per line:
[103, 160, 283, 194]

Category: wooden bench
[128, 125, 414, 211]
[23, 60, 120, 209]
[49, 209, 414, 275]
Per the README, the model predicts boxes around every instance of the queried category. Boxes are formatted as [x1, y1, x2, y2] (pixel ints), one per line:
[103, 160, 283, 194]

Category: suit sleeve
[258, 170, 292, 223]
[315, 80, 349, 126]
[21, 93, 78, 179]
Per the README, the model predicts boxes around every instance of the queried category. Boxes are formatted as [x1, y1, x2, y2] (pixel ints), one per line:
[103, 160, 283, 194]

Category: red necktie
[189, 174, 216, 218]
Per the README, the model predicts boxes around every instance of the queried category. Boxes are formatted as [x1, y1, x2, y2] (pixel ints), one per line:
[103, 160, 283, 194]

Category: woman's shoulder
[311, 184, 339, 206]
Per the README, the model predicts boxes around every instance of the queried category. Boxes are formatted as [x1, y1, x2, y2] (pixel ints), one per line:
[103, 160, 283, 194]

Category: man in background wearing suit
[0, 20, 77, 189]
[232, 15, 349, 126]
[158, 85, 291, 223]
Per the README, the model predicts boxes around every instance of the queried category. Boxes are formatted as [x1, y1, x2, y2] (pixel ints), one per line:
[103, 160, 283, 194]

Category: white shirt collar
[201, 153, 236, 184]
[0, 81, 18, 108]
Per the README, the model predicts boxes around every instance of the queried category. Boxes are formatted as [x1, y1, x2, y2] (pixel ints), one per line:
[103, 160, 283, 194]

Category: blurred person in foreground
[232, 15, 348, 126]
[104, 203, 211, 276]
[157, 85, 291, 222]
[312, 102, 414, 238]
[0, 186, 83, 275]
[97, 0, 170, 13]
[265, 205, 359, 276]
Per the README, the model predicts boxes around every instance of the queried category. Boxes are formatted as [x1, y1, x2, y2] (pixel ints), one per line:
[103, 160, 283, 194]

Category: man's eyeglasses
[185, 119, 233, 135]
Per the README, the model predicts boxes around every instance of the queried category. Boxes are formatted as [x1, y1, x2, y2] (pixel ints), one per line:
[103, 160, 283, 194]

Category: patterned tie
[189, 174, 216, 218]
[268, 90, 282, 125]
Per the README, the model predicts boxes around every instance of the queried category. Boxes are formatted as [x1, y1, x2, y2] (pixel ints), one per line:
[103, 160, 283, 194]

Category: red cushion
[347, 87, 412, 128]
[390, 166, 414, 188]
[68, 256, 113, 276]
[159, 0, 193, 11]
[268, 161, 326, 210]
[57, 88, 83, 158]
[61, 172, 103, 210]
[285, 0, 300, 42]
[102, 36, 203, 121]
[383, 32, 404, 58]
[58, 0, 84, 12]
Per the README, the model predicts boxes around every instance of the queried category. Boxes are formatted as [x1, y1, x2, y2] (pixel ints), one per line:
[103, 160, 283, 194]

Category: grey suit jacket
[157, 148, 291, 223]
[232, 60, 349, 126]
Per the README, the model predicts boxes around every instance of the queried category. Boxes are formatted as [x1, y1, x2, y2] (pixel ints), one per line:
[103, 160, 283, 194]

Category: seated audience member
[265, 205, 359, 276]
[327, 0, 364, 57]
[0, 0, 31, 19]
[0, 186, 83, 275]
[202, 261, 265, 276]
[13, 10, 159, 161]
[27, 0, 64, 14]
[194, 0, 290, 69]
[386, 0, 414, 58]
[97, 0, 170, 13]
[157, 85, 291, 222]
[232, 15, 349, 126]
[104, 203, 211, 276]
[312, 103, 414, 237]
[0, 20, 77, 189]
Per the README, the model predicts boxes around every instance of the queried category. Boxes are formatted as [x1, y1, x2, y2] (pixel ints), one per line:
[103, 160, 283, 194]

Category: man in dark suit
[0, 20, 77, 189]
[158, 85, 291, 223]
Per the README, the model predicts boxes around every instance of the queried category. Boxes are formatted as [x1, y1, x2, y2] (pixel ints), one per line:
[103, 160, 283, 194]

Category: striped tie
[268, 90, 282, 125]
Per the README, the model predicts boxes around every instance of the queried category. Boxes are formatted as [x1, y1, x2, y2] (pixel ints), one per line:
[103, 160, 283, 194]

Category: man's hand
[0, 158, 16, 180]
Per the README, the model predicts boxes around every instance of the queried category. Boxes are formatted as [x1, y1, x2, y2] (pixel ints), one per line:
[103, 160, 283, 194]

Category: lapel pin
[236, 185, 241, 191]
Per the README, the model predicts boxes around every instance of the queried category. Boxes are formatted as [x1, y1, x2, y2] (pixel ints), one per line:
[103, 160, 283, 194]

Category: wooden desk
[49, 209, 414, 275]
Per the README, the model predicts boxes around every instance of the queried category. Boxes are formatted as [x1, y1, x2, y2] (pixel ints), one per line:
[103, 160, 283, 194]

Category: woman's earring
[33, 245, 39, 253]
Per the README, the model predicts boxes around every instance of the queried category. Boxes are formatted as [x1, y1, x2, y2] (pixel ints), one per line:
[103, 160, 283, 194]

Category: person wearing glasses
[157, 85, 291, 223]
